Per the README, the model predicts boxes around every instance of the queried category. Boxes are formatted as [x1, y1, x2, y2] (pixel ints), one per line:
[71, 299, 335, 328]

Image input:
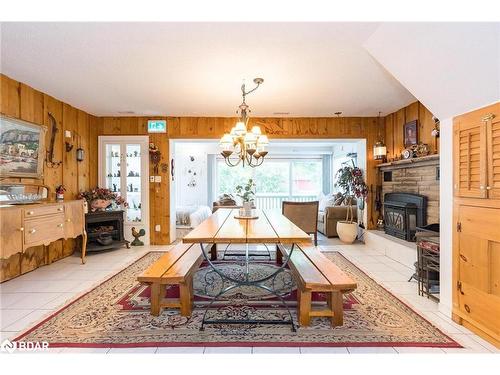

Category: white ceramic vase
[336, 221, 358, 244]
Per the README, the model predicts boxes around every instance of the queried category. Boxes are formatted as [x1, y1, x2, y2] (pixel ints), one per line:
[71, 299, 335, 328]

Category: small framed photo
[403, 120, 418, 148]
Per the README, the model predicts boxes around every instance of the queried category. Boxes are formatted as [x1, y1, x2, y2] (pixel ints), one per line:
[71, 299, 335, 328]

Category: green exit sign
[148, 120, 167, 133]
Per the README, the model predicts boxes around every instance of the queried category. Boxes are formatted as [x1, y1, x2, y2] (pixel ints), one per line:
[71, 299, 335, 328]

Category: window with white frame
[215, 157, 324, 205]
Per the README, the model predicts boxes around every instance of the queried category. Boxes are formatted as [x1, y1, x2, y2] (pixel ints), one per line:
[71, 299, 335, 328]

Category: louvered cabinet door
[486, 107, 500, 199]
[454, 116, 488, 198]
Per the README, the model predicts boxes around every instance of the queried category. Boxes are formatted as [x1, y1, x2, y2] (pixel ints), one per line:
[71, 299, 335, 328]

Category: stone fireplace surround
[378, 154, 440, 225]
[364, 155, 440, 268]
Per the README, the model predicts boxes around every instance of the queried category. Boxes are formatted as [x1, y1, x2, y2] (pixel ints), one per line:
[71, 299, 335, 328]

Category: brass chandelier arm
[223, 154, 243, 167]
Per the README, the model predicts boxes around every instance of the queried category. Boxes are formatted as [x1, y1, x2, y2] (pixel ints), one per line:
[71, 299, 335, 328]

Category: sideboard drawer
[24, 214, 65, 246]
[24, 204, 65, 218]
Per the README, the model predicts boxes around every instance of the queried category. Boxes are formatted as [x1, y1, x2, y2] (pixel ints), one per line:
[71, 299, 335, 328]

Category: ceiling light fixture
[219, 78, 269, 168]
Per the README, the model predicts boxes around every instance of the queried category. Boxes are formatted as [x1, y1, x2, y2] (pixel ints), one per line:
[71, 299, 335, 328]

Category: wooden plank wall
[384, 101, 437, 160]
[0, 74, 97, 281]
[97, 115, 382, 244]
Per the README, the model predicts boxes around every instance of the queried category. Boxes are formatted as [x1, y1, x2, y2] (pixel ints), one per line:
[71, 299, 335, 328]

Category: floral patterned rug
[15, 251, 460, 348]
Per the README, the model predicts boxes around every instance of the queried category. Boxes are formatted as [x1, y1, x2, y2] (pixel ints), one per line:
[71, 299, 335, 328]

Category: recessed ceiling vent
[117, 110, 135, 114]
[273, 112, 290, 115]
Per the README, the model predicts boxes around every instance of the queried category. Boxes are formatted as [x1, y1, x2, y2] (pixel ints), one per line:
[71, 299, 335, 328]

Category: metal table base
[198, 242, 296, 332]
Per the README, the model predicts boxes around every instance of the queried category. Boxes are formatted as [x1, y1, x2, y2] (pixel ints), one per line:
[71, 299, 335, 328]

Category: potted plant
[235, 178, 256, 215]
[334, 161, 368, 243]
[78, 187, 128, 212]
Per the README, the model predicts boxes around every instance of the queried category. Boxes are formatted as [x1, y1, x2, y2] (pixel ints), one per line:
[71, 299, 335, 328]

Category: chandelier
[219, 78, 269, 167]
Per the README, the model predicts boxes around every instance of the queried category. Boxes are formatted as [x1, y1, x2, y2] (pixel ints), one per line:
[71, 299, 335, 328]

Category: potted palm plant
[235, 178, 256, 216]
[334, 161, 368, 243]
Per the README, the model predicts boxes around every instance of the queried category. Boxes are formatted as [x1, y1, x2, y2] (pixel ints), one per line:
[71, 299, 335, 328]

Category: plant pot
[337, 221, 358, 244]
[91, 199, 111, 211]
[242, 201, 252, 216]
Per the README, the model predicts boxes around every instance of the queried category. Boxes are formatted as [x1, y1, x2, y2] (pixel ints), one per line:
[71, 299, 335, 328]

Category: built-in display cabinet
[453, 102, 500, 347]
[98, 136, 150, 245]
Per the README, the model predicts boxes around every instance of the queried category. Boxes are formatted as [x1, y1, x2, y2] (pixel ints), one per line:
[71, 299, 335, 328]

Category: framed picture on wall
[403, 120, 418, 148]
[0, 115, 47, 179]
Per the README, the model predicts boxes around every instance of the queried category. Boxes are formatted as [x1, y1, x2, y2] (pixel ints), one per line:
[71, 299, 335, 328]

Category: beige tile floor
[0, 236, 498, 354]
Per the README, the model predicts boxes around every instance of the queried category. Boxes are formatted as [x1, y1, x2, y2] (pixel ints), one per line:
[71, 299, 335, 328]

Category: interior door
[486, 109, 500, 199]
[457, 204, 500, 340]
[454, 114, 488, 198]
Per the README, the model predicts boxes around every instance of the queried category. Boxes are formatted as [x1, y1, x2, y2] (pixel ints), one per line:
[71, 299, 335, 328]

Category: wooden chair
[282, 201, 319, 246]
[279, 245, 357, 327]
[137, 243, 203, 317]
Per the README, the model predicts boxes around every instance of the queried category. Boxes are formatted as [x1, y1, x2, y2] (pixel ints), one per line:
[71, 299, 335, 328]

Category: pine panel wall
[384, 101, 438, 160]
[0, 74, 97, 281]
[98, 115, 382, 245]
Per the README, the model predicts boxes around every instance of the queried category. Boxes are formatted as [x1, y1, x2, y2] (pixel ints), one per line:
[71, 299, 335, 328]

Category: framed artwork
[0, 115, 47, 179]
[403, 120, 418, 148]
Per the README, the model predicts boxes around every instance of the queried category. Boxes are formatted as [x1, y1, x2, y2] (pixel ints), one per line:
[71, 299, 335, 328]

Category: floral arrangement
[55, 185, 66, 194]
[335, 161, 368, 223]
[235, 178, 256, 203]
[78, 187, 128, 208]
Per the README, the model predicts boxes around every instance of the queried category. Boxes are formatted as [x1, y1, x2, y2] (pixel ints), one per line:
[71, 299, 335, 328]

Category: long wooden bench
[278, 245, 357, 327]
[137, 243, 203, 317]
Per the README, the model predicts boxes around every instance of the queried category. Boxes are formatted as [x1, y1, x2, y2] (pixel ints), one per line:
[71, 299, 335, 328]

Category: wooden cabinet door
[486, 105, 500, 199]
[454, 113, 488, 198]
[64, 200, 84, 238]
[457, 205, 500, 340]
[0, 207, 23, 259]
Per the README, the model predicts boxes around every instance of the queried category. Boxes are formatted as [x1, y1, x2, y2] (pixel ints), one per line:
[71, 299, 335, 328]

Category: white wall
[438, 118, 453, 315]
[174, 143, 214, 207]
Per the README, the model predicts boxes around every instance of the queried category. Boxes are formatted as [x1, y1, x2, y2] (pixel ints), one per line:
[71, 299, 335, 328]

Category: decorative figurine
[134, 150, 138, 157]
[112, 183, 117, 192]
[131, 227, 145, 246]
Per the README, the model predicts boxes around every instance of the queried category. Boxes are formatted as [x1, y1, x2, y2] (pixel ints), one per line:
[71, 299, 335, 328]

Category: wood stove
[85, 210, 130, 252]
[383, 193, 427, 241]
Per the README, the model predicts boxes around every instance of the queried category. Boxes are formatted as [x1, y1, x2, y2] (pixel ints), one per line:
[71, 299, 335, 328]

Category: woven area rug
[15, 251, 460, 348]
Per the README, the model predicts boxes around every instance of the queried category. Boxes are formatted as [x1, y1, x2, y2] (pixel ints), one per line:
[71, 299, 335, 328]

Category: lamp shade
[234, 121, 247, 136]
[373, 141, 387, 160]
[257, 135, 269, 145]
[251, 126, 262, 135]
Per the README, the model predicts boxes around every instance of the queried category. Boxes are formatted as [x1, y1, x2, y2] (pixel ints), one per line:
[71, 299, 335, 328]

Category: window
[292, 161, 322, 196]
[215, 158, 322, 198]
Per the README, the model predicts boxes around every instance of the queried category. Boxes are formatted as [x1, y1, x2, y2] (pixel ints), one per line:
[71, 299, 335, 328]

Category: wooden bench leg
[298, 290, 311, 326]
[209, 244, 217, 261]
[151, 283, 161, 316]
[328, 291, 344, 327]
[179, 281, 192, 317]
[276, 245, 282, 264]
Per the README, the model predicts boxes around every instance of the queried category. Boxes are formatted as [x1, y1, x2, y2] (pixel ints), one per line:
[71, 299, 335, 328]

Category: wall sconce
[64, 130, 84, 161]
[65, 130, 74, 152]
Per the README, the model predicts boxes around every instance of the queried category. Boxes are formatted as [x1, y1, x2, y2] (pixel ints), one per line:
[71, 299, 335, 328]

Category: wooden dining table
[182, 207, 311, 331]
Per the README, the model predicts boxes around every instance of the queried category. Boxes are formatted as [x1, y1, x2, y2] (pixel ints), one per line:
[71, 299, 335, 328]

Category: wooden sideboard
[0, 200, 87, 280]
[453, 102, 500, 347]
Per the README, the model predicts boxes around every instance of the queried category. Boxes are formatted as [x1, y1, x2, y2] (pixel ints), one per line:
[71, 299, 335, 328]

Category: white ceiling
[0, 22, 416, 117]
[364, 22, 500, 119]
